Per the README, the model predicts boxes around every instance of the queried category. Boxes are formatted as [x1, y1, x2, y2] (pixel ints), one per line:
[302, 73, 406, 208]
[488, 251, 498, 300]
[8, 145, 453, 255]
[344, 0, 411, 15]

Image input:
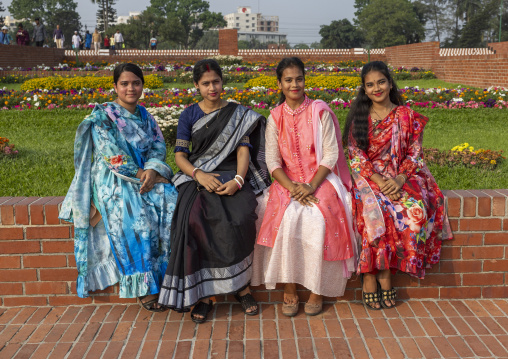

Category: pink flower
[109, 155, 124, 167]
[406, 204, 426, 232]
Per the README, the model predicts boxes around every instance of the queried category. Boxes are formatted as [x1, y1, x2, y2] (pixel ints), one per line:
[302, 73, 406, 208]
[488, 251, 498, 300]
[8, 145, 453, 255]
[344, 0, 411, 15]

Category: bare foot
[284, 283, 298, 305]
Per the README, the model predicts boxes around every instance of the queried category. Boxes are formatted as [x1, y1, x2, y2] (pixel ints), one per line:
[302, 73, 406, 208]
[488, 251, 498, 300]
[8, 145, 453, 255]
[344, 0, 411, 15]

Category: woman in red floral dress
[343, 61, 453, 310]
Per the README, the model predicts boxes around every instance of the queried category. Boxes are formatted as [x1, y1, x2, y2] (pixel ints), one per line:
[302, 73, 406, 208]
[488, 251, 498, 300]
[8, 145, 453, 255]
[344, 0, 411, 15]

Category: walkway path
[1, 299, 508, 358]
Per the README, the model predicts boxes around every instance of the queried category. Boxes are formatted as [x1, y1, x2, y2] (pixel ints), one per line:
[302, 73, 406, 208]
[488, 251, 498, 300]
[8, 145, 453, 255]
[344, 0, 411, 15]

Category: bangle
[306, 183, 314, 190]
[396, 174, 406, 183]
[234, 178, 243, 189]
[191, 167, 200, 179]
[235, 174, 244, 185]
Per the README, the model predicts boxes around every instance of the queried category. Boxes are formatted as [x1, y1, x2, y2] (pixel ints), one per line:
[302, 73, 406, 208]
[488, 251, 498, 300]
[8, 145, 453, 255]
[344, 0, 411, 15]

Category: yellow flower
[491, 160, 496, 164]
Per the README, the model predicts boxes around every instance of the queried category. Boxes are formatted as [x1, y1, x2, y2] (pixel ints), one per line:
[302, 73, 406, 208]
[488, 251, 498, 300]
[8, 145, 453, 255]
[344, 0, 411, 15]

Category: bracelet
[396, 174, 406, 183]
[306, 183, 314, 190]
[191, 167, 200, 180]
[235, 174, 244, 185]
[234, 178, 243, 189]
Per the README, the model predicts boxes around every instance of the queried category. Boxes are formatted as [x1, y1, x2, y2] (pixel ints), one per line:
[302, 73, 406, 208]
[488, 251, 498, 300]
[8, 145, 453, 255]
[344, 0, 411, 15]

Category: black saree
[158, 103, 271, 311]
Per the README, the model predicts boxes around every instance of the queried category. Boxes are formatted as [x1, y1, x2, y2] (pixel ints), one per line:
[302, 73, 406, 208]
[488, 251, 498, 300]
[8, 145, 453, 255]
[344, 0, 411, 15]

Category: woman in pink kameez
[252, 57, 357, 316]
[344, 61, 452, 310]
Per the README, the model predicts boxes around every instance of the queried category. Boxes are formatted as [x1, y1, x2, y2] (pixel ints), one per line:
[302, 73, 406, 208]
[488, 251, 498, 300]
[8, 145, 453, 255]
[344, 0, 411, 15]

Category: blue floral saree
[60, 102, 178, 298]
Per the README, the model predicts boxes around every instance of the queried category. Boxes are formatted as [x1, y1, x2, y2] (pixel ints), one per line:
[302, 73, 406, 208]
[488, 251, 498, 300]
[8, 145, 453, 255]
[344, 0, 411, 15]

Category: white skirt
[251, 191, 356, 298]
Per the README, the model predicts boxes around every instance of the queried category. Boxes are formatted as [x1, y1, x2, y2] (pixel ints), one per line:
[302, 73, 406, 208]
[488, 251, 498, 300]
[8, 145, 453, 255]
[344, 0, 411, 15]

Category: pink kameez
[252, 98, 357, 297]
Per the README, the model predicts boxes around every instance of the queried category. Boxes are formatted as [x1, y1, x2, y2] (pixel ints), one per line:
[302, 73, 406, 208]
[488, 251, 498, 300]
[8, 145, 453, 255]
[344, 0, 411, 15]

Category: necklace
[204, 100, 226, 129]
[371, 103, 394, 124]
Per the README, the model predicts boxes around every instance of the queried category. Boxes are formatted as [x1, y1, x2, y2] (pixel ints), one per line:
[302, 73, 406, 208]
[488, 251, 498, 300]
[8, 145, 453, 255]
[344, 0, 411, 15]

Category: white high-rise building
[224, 6, 279, 33]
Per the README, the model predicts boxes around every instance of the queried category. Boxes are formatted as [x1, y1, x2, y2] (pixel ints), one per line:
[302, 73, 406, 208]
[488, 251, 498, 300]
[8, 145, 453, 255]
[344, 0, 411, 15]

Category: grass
[1, 83, 22, 90]
[1, 106, 507, 197]
[396, 79, 470, 89]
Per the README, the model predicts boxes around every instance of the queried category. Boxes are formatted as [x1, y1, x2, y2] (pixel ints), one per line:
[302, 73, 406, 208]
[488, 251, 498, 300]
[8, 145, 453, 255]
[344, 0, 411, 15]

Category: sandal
[304, 301, 323, 316]
[234, 292, 258, 316]
[282, 295, 299, 317]
[138, 295, 168, 313]
[191, 300, 214, 324]
[380, 287, 397, 309]
[360, 274, 382, 311]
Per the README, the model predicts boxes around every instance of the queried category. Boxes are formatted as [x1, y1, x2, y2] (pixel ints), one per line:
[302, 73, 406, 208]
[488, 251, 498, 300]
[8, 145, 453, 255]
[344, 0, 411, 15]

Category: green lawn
[396, 79, 470, 89]
[1, 107, 506, 197]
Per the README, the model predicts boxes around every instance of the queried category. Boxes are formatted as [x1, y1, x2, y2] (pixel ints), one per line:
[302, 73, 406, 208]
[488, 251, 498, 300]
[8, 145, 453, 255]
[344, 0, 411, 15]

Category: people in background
[114, 30, 124, 50]
[16, 24, 29, 46]
[150, 36, 157, 50]
[71, 31, 81, 50]
[53, 25, 63, 49]
[104, 34, 110, 49]
[32, 17, 46, 47]
[84, 30, 92, 50]
[92, 29, 102, 52]
[1, 26, 13, 45]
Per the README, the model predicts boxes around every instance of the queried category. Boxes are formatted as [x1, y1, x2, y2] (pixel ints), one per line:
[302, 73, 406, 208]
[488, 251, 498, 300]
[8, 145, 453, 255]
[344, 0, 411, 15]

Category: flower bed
[20, 75, 164, 91]
[0, 137, 18, 156]
[424, 143, 505, 170]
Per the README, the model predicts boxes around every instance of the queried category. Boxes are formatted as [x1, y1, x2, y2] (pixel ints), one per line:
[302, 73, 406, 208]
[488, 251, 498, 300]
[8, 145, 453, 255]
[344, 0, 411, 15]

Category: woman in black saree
[158, 59, 271, 323]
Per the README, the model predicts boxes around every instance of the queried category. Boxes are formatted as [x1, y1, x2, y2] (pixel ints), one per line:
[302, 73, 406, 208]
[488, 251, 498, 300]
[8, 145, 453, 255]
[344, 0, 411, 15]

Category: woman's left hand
[379, 176, 404, 195]
[290, 181, 319, 206]
[215, 180, 239, 196]
[139, 169, 157, 194]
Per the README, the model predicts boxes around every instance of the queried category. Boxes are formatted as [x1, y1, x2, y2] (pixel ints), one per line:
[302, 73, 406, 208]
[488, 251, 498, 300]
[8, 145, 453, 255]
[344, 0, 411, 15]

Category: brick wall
[0, 45, 65, 68]
[384, 42, 440, 69]
[0, 191, 506, 307]
[219, 29, 238, 56]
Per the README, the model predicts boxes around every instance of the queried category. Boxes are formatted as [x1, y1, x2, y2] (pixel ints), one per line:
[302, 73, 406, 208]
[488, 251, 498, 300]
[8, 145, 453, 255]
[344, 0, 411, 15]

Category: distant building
[116, 12, 141, 25]
[4, 16, 27, 32]
[224, 6, 286, 45]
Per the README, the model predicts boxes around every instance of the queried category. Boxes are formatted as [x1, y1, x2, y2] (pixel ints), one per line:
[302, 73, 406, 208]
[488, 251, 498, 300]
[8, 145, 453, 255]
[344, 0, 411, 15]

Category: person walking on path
[114, 30, 124, 50]
[344, 61, 453, 311]
[72, 31, 81, 50]
[92, 29, 102, 52]
[84, 30, 92, 50]
[53, 25, 63, 48]
[252, 57, 357, 317]
[32, 18, 46, 47]
[1, 26, 12, 45]
[16, 24, 29, 46]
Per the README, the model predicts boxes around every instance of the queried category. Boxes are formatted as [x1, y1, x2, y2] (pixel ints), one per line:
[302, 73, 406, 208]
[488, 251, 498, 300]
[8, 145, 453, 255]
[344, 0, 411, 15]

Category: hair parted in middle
[275, 57, 306, 105]
[193, 59, 223, 84]
[342, 61, 404, 150]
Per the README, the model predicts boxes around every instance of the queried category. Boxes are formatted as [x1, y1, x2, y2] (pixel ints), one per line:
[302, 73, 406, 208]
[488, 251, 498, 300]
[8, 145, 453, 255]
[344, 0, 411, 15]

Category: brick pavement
[1, 299, 508, 358]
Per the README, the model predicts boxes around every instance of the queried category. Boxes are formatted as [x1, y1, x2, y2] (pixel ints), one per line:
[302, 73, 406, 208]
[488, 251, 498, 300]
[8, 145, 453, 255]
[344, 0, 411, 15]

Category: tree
[354, 0, 370, 20]
[458, 0, 500, 46]
[0, 2, 5, 26]
[310, 41, 322, 49]
[357, 0, 426, 47]
[194, 30, 218, 49]
[95, 0, 116, 32]
[319, 19, 363, 48]
[8, 0, 82, 47]
[419, 0, 451, 41]
[147, 0, 226, 48]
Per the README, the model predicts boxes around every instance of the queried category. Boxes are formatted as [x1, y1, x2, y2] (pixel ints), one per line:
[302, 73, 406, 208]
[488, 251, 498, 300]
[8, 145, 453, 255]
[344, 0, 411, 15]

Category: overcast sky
[0, 0, 356, 45]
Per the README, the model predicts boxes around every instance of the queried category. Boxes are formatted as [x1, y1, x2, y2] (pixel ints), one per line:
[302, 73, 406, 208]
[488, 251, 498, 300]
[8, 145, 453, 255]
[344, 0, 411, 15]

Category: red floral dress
[348, 106, 452, 278]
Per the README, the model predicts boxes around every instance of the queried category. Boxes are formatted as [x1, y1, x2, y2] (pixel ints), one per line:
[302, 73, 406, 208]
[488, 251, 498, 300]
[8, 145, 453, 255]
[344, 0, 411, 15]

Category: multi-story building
[224, 6, 285, 44]
[116, 12, 141, 25]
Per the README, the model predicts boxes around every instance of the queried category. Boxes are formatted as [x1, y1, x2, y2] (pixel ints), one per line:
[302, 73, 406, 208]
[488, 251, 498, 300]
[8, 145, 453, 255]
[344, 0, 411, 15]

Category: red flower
[110, 155, 124, 167]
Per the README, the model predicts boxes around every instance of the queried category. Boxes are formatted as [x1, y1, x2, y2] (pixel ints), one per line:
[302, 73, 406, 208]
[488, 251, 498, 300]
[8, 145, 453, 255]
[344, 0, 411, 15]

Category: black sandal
[380, 288, 397, 309]
[234, 292, 258, 316]
[360, 274, 382, 311]
[191, 300, 214, 323]
[138, 295, 168, 313]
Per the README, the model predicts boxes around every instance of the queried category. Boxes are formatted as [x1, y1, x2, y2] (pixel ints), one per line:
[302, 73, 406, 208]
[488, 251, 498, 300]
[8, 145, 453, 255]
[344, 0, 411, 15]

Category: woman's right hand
[289, 182, 319, 207]
[195, 170, 222, 193]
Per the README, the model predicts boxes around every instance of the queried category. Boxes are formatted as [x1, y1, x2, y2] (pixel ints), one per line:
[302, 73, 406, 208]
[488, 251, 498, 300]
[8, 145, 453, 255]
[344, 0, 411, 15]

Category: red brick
[420, 274, 461, 286]
[463, 273, 504, 286]
[469, 190, 491, 217]
[40, 268, 77, 281]
[25, 281, 69, 295]
[0, 255, 21, 269]
[484, 259, 508, 271]
[48, 296, 93, 306]
[439, 260, 481, 273]
[24, 255, 67, 268]
[0, 197, 26, 225]
[440, 246, 461, 260]
[45, 197, 65, 225]
[26, 226, 70, 239]
[462, 246, 504, 259]
[0, 283, 23, 295]
[93, 296, 137, 304]
[0, 268, 37, 282]
[484, 232, 507, 245]
[440, 287, 482, 299]
[444, 190, 461, 217]
[455, 190, 476, 217]
[447, 232, 483, 246]
[505, 218, 508, 230]
[3, 296, 47, 306]
[0, 240, 40, 254]
[448, 219, 459, 232]
[0, 227, 24, 240]
[460, 218, 501, 231]
[42, 241, 74, 253]
[482, 286, 508, 298]
[487, 189, 506, 216]
[29, 197, 55, 225]
[14, 197, 39, 225]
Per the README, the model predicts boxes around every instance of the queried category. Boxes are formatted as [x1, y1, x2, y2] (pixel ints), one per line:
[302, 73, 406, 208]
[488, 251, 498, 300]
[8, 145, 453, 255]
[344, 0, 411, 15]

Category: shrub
[245, 75, 362, 89]
[20, 75, 164, 91]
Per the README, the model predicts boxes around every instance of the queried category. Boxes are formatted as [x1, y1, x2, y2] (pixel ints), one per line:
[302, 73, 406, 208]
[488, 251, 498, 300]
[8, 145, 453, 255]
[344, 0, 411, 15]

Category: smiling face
[363, 70, 392, 106]
[278, 65, 305, 107]
[113, 71, 143, 108]
[194, 70, 223, 104]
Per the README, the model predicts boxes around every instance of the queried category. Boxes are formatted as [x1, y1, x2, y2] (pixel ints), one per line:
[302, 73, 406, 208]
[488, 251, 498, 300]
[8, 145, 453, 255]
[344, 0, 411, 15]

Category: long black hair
[275, 57, 305, 105]
[113, 63, 144, 84]
[342, 61, 404, 150]
[193, 59, 223, 83]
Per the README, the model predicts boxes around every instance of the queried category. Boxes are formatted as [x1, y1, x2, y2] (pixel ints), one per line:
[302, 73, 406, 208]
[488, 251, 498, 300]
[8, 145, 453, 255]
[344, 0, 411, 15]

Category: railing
[63, 49, 220, 56]
[439, 48, 496, 56]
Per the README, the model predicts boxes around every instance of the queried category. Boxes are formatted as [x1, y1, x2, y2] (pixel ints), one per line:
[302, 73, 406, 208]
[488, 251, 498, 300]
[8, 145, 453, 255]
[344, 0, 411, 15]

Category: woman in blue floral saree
[60, 64, 178, 311]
